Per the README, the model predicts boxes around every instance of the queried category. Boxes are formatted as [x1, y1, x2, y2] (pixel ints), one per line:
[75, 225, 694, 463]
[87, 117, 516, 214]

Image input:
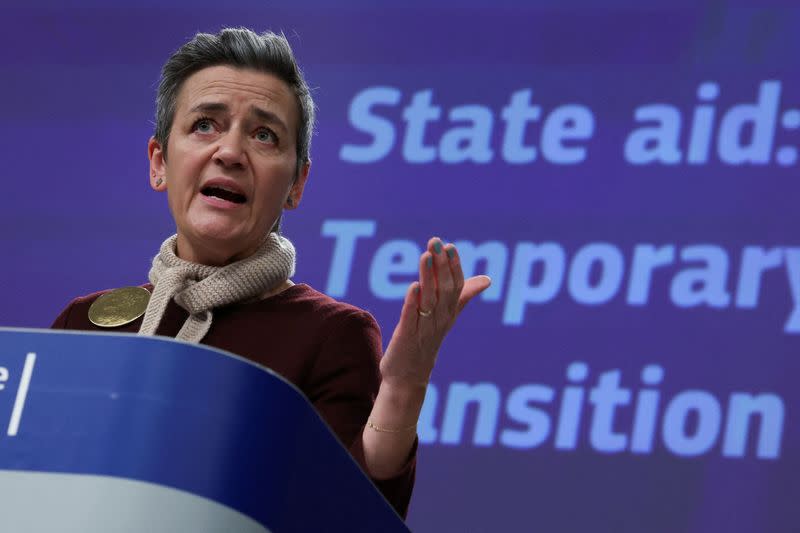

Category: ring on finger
[417, 308, 433, 317]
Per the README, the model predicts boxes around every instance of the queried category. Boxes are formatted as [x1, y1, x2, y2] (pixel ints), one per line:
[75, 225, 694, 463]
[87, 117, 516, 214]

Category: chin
[181, 223, 253, 257]
[186, 211, 244, 239]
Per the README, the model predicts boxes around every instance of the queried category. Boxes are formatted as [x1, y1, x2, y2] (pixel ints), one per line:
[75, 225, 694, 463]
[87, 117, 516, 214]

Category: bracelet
[366, 420, 417, 433]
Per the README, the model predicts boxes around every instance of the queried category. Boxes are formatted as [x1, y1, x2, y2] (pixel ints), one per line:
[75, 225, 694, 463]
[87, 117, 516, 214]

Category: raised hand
[363, 237, 490, 479]
[379, 237, 492, 389]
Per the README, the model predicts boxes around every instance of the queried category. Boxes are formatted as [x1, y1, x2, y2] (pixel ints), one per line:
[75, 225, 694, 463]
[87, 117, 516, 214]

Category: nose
[212, 131, 247, 170]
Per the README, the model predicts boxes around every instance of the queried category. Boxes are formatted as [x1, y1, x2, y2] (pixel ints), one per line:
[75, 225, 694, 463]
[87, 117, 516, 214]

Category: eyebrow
[188, 102, 289, 134]
[250, 106, 289, 134]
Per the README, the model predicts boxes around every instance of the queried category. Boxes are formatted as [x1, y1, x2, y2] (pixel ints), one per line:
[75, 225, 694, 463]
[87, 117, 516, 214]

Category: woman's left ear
[148, 137, 168, 192]
[285, 161, 310, 210]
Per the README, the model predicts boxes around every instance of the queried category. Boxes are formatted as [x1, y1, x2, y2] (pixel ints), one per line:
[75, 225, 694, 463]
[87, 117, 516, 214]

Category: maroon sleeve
[50, 300, 76, 329]
[49, 291, 118, 332]
[305, 309, 416, 518]
[348, 432, 417, 519]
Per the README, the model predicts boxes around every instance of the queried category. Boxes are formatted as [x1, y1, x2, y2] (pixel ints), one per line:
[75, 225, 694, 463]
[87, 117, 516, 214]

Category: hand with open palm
[379, 237, 492, 390]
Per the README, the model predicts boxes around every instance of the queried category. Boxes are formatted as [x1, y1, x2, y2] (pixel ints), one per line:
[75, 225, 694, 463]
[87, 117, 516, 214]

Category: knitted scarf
[138, 233, 296, 342]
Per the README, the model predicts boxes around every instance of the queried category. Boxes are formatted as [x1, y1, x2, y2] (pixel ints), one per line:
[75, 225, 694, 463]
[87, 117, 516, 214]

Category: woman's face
[148, 65, 309, 266]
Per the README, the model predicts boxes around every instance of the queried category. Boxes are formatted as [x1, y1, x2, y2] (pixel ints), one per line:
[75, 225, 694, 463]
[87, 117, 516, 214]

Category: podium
[0, 328, 409, 532]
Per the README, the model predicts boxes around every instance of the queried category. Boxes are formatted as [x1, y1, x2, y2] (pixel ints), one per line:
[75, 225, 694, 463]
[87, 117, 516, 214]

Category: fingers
[458, 275, 492, 313]
[444, 242, 465, 304]
[419, 237, 492, 322]
[428, 237, 456, 312]
[396, 281, 421, 335]
[427, 237, 469, 317]
[418, 250, 437, 318]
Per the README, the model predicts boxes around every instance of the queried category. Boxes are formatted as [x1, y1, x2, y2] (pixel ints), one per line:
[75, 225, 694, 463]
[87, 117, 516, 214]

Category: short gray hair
[154, 28, 315, 173]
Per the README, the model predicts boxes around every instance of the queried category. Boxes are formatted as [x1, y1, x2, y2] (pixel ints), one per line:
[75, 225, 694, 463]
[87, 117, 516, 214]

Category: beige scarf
[138, 233, 296, 342]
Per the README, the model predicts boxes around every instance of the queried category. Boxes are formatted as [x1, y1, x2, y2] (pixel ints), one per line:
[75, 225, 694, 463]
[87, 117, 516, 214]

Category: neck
[175, 233, 261, 266]
[140, 232, 296, 343]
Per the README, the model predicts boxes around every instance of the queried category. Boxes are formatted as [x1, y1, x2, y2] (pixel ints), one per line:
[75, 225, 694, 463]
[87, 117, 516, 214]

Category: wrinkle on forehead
[177, 65, 298, 133]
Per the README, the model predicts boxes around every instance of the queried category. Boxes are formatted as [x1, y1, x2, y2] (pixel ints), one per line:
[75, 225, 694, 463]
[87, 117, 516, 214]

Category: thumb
[457, 275, 491, 314]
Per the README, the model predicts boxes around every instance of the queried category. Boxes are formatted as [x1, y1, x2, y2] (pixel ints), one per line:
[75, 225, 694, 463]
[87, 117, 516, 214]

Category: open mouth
[201, 186, 247, 204]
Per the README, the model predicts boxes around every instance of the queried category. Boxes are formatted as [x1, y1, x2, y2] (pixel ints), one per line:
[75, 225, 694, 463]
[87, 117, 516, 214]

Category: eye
[255, 128, 278, 144]
[192, 117, 216, 134]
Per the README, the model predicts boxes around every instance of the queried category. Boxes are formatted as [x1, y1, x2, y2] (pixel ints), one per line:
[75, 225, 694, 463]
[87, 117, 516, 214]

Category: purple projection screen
[2, 2, 798, 531]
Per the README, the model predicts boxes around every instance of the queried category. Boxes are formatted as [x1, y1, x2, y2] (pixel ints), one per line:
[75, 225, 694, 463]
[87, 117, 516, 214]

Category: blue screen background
[2, 2, 798, 531]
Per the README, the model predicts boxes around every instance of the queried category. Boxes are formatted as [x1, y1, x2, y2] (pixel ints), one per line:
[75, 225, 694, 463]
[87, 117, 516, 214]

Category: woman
[51, 27, 490, 519]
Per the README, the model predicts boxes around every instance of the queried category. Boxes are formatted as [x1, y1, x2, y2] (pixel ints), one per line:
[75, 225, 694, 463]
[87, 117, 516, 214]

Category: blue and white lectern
[0, 328, 409, 532]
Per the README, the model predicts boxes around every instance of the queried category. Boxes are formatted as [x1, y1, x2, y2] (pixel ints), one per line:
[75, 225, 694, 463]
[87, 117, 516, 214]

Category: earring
[155, 178, 163, 187]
